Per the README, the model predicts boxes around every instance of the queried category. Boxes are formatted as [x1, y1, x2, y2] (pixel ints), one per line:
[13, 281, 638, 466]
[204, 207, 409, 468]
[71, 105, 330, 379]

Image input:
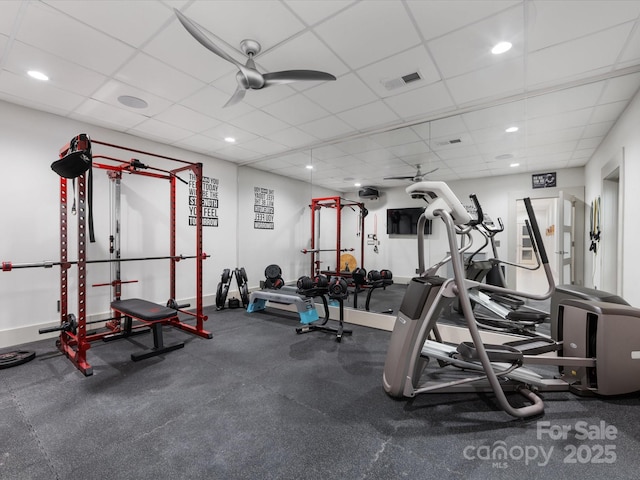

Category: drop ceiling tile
[370, 128, 422, 148]
[0, 1, 21, 35]
[386, 81, 456, 120]
[526, 127, 583, 146]
[228, 109, 291, 137]
[576, 136, 603, 150]
[315, 1, 421, 70]
[240, 137, 289, 156]
[242, 84, 297, 109]
[407, 0, 520, 42]
[461, 100, 527, 130]
[303, 73, 377, 114]
[335, 137, 382, 155]
[337, 101, 400, 131]
[387, 140, 430, 158]
[445, 57, 524, 105]
[527, 23, 633, 88]
[173, 134, 228, 154]
[114, 52, 205, 102]
[572, 148, 597, 160]
[181, 85, 255, 121]
[589, 100, 628, 124]
[428, 5, 524, 79]
[128, 118, 193, 143]
[526, 108, 593, 135]
[619, 21, 640, 65]
[599, 72, 640, 104]
[356, 45, 441, 98]
[90, 79, 172, 116]
[582, 120, 614, 138]
[268, 127, 319, 149]
[262, 94, 330, 126]
[525, 83, 603, 119]
[71, 99, 147, 130]
[284, 0, 356, 26]
[527, 0, 640, 52]
[153, 104, 222, 133]
[353, 149, 399, 165]
[0, 70, 85, 114]
[308, 144, 348, 160]
[16, 1, 135, 75]
[258, 30, 349, 79]
[144, 21, 235, 83]
[183, 0, 306, 52]
[202, 123, 258, 145]
[434, 144, 481, 161]
[43, 0, 172, 48]
[214, 145, 262, 162]
[3, 40, 108, 97]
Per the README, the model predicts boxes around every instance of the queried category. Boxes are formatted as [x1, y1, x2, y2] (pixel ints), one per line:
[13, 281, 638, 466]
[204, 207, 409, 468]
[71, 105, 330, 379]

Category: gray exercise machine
[382, 181, 640, 418]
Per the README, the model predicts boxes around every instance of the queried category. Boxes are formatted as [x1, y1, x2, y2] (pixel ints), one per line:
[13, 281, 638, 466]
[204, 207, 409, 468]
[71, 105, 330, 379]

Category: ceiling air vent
[382, 70, 423, 91]
[435, 138, 462, 146]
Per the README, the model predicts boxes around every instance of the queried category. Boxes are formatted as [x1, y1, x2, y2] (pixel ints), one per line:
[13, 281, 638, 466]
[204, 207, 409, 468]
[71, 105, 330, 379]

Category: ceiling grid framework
[0, 0, 639, 191]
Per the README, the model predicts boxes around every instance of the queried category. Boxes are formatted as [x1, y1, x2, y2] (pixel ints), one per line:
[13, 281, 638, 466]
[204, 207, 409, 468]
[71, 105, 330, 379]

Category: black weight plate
[0, 350, 36, 369]
[240, 283, 249, 307]
[240, 267, 247, 283]
[221, 268, 231, 284]
[264, 264, 281, 280]
[215, 282, 224, 308]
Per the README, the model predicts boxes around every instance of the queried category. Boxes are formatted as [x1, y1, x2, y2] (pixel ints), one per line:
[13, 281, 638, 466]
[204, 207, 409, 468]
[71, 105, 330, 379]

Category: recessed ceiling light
[306, 165, 314, 170]
[491, 41, 512, 55]
[354, 182, 361, 187]
[27, 70, 49, 81]
[505, 126, 519, 133]
[224, 137, 236, 143]
[117, 95, 148, 109]
[510, 163, 520, 167]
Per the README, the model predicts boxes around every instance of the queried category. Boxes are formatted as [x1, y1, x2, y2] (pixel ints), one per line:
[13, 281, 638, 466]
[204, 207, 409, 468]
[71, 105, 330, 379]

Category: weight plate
[221, 268, 231, 284]
[215, 282, 224, 308]
[0, 350, 36, 369]
[264, 264, 281, 280]
[240, 283, 250, 307]
[240, 267, 247, 283]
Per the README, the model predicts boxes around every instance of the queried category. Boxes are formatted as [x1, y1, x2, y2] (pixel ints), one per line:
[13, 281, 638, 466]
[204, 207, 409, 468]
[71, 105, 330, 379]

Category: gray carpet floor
[2, 300, 640, 480]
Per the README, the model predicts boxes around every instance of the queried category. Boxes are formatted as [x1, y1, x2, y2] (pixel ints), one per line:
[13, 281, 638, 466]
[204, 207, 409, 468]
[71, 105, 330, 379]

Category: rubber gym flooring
[2, 296, 640, 479]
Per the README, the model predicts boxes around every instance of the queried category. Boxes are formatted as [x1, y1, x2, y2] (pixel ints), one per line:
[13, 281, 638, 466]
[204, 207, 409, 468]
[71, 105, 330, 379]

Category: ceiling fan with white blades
[384, 164, 438, 183]
[174, 9, 337, 107]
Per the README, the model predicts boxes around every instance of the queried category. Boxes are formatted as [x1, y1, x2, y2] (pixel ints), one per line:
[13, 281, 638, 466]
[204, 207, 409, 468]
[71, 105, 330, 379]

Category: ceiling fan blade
[223, 86, 246, 108]
[383, 175, 414, 180]
[174, 10, 249, 72]
[422, 167, 438, 176]
[263, 70, 336, 87]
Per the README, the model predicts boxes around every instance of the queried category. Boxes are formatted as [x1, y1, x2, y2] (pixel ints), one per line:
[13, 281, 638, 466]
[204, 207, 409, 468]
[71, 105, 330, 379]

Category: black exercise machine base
[296, 324, 353, 342]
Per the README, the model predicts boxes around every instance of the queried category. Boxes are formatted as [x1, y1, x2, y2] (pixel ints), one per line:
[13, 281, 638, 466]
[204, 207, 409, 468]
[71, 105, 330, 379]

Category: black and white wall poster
[189, 172, 219, 227]
[254, 187, 274, 230]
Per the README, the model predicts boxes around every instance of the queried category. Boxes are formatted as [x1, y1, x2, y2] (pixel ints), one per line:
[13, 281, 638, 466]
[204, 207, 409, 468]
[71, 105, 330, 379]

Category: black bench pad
[111, 298, 177, 322]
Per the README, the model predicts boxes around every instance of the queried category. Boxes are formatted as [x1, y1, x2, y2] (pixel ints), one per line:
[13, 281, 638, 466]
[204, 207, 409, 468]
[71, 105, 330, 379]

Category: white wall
[353, 168, 585, 284]
[0, 101, 238, 347]
[236, 166, 339, 288]
[584, 86, 640, 306]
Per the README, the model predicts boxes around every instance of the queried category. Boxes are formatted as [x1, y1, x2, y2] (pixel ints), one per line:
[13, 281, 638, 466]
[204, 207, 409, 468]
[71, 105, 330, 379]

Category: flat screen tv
[386, 207, 432, 235]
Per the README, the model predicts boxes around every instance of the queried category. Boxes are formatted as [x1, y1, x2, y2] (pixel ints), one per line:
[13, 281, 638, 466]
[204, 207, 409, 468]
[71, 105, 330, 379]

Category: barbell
[1, 253, 209, 272]
[300, 248, 354, 254]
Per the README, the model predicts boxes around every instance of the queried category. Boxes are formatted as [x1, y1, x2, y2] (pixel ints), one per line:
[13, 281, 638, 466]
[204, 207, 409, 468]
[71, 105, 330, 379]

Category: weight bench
[109, 298, 185, 361]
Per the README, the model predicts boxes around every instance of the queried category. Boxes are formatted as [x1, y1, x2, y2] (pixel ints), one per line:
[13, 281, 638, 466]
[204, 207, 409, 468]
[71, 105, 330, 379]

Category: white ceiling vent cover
[382, 70, 423, 91]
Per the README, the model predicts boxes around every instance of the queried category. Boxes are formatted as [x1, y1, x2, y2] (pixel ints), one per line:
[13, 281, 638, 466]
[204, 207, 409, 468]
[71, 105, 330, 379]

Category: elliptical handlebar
[468, 194, 484, 226]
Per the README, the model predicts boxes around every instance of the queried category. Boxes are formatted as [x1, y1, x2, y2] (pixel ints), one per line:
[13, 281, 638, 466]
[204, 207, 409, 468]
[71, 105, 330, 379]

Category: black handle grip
[469, 194, 484, 226]
[523, 198, 548, 264]
[39, 325, 65, 334]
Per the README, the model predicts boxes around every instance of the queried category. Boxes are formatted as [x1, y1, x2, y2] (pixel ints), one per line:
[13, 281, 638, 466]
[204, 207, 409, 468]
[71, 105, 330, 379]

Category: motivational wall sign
[254, 186, 274, 230]
[189, 172, 219, 227]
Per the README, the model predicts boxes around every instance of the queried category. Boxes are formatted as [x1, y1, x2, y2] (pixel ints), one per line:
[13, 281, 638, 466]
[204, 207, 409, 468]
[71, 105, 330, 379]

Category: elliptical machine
[382, 181, 640, 418]
[460, 194, 548, 334]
